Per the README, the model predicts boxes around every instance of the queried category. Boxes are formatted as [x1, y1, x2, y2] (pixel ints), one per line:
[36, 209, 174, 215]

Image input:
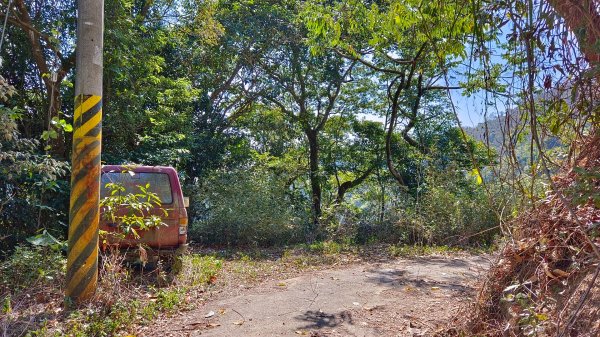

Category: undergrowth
[451, 132, 600, 337]
[0, 246, 222, 337]
[387, 244, 494, 257]
[1, 241, 488, 336]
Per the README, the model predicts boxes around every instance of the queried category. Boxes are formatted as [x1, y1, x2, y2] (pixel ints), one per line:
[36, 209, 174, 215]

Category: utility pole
[66, 0, 104, 303]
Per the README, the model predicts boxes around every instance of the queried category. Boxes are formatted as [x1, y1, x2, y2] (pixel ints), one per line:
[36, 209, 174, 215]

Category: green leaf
[2, 296, 10, 314]
[41, 129, 58, 140]
[27, 230, 63, 248]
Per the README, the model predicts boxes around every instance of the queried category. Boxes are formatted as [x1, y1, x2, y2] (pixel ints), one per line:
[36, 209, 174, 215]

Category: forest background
[0, 0, 596, 255]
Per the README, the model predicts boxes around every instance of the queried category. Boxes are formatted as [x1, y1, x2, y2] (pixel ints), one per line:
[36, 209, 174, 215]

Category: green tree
[303, 0, 479, 186]
[0, 76, 68, 255]
[2, 0, 77, 157]
[210, 0, 357, 235]
[322, 117, 385, 205]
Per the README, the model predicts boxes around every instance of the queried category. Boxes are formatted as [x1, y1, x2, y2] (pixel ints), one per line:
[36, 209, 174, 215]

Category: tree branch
[334, 49, 405, 75]
[336, 165, 376, 203]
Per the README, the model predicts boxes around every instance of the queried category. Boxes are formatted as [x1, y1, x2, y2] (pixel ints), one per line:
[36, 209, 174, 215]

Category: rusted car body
[99, 165, 188, 258]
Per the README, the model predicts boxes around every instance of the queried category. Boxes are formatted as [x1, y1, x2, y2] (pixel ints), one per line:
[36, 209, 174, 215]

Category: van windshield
[101, 172, 173, 204]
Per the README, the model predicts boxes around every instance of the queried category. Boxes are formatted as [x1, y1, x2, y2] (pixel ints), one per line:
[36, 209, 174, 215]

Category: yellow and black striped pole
[66, 0, 104, 303]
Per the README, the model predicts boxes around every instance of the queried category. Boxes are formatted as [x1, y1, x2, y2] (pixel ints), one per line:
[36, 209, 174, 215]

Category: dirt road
[146, 255, 490, 337]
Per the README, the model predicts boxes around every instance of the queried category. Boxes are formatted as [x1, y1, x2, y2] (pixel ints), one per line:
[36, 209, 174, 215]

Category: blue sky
[451, 90, 488, 127]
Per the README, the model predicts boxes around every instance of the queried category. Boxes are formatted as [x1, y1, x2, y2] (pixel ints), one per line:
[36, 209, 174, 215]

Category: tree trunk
[306, 128, 322, 233]
[385, 105, 406, 186]
[377, 169, 385, 224]
[547, 0, 600, 63]
[385, 76, 409, 187]
[336, 166, 375, 204]
[12, 0, 73, 158]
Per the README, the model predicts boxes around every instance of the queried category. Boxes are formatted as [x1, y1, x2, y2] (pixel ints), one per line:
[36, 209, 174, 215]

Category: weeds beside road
[1, 243, 491, 336]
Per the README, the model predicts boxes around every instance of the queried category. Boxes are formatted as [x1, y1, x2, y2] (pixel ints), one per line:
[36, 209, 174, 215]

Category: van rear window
[101, 172, 173, 204]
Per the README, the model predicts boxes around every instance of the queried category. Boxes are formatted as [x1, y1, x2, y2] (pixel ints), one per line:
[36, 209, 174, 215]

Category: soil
[143, 254, 490, 337]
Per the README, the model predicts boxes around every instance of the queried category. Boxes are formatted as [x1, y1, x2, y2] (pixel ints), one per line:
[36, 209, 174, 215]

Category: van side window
[100, 172, 173, 204]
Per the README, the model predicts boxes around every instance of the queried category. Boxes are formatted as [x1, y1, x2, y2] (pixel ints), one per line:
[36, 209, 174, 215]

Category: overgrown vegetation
[2, 0, 600, 335]
[100, 180, 167, 242]
[1, 0, 502, 258]
[456, 136, 600, 336]
[0, 244, 222, 336]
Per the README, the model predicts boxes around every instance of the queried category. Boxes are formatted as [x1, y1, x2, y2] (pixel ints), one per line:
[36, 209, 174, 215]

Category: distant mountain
[463, 109, 562, 166]
[463, 109, 521, 152]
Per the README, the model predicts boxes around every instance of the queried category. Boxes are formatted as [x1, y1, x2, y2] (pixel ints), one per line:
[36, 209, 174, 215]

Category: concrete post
[66, 0, 104, 303]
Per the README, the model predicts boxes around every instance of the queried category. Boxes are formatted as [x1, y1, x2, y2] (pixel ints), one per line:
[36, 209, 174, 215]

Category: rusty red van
[100, 165, 188, 258]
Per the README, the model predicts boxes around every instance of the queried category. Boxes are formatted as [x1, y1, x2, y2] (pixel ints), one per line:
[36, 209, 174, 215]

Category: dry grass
[0, 247, 221, 337]
[0, 246, 65, 336]
[447, 131, 600, 337]
[1, 241, 488, 336]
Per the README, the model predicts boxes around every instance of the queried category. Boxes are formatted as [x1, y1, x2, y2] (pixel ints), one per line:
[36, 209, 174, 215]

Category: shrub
[178, 254, 222, 287]
[100, 179, 167, 242]
[404, 172, 500, 246]
[190, 168, 307, 246]
[0, 245, 65, 293]
[323, 167, 500, 247]
[0, 79, 69, 256]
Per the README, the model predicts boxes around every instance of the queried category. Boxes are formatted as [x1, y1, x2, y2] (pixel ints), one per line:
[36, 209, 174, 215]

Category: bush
[321, 168, 500, 247]
[318, 179, 413, 244]
[190, 168, 307, 246]
[0, 245, 65, 293]
[396, 170, 500, 246]
[0, 81, 69, 256]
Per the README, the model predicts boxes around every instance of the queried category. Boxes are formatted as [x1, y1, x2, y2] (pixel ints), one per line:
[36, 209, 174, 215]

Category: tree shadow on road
[294, 309, 353, 329]
[359, 255, 491, 294]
